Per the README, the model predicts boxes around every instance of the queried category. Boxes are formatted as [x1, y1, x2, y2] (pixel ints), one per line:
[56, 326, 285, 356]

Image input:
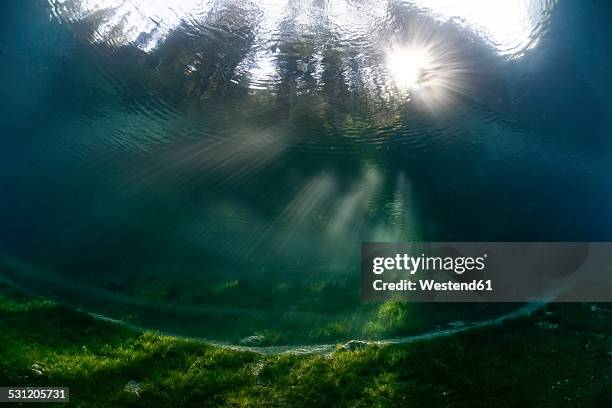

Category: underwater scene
[2, 0, 612, 347]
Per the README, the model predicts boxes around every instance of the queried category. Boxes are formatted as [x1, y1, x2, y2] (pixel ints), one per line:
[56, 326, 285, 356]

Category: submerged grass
[2, 283, 612, 407]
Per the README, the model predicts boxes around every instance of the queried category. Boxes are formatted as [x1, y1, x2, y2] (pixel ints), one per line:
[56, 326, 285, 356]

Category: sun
[385, 46, 433, 90]
[383, 34, 468, 110]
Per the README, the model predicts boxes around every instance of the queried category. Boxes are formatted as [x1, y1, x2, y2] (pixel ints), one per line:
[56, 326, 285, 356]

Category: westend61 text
[372, 279, 493, 292]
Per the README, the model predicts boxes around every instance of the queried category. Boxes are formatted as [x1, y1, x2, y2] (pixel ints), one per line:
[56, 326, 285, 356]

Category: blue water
[1, 0, 612, 345]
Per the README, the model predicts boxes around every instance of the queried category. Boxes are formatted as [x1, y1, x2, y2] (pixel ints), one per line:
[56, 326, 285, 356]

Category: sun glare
[383, 34, 468, 109]
[386, 47, 432, 90]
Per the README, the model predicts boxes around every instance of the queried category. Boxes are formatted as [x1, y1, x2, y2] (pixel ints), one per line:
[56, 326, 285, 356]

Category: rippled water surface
[2, 0, 612, 345]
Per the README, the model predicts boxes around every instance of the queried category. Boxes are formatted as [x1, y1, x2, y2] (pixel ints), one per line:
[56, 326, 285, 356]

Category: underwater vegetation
[3, 283, 612, 407]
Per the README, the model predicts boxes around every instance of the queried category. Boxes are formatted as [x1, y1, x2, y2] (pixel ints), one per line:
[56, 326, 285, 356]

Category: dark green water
[1, 0, 612, 345]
